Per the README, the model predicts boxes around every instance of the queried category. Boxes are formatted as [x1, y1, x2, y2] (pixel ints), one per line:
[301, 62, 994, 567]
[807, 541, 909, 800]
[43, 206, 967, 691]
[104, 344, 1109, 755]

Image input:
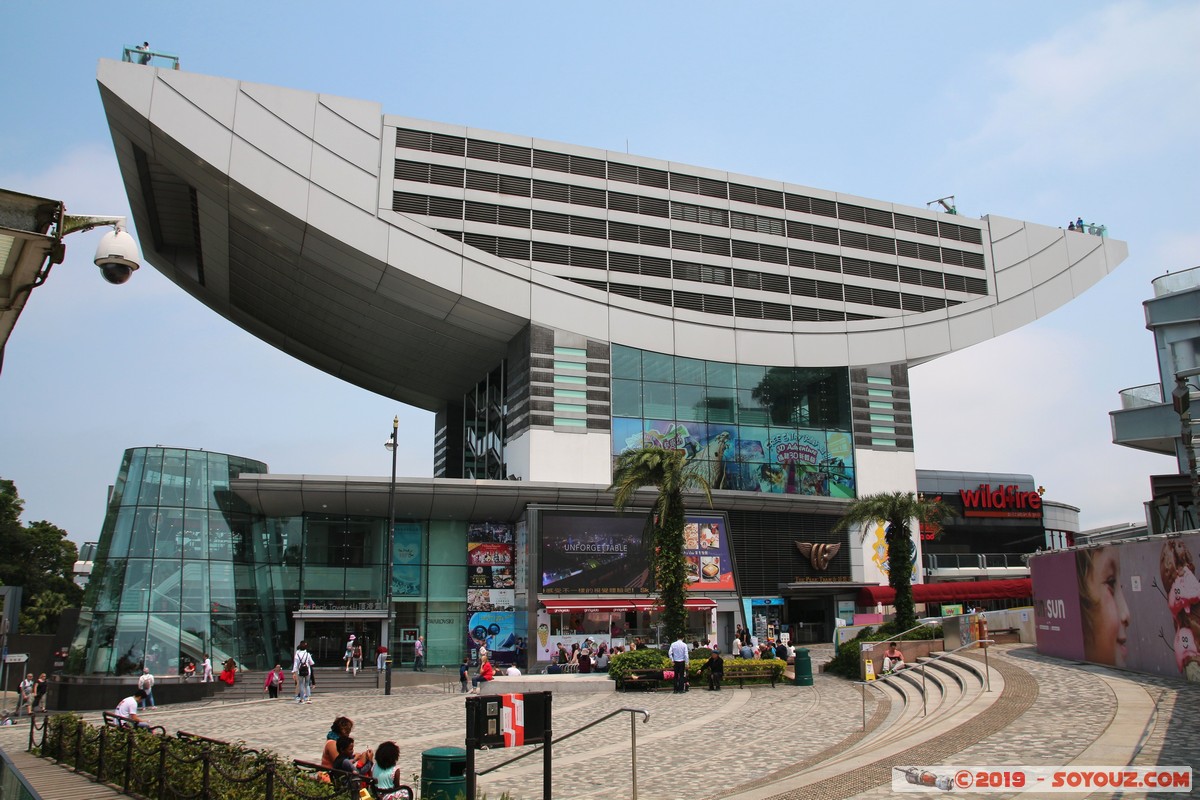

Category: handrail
[856, 618, 938, 654]
[476, 707, 650, 799]
[120, 45, 180, 70]
[916, 638, 995, 715]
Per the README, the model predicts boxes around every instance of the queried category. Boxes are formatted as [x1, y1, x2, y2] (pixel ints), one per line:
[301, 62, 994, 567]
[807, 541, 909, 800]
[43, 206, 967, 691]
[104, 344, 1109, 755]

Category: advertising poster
[391, 523, 423, 597]
[541, 511, 736, 594]
[1030, 550, 1085, 661]
[466, 523, 517, 664]
[682, 515, 736, 591]
[612, 418, 855, 497]
[1032, 533, 1200, 683]
[540, 512, 651, 593]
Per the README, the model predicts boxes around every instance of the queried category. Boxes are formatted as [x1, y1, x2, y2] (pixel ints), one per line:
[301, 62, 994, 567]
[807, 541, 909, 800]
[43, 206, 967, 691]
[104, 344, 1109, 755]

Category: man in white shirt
[505, 665, 521, 677]
[17, 674, 33, 716]
[292, 641, 314, 703]
[115, 690, 151, 728]
[668, 636, 689, 694]
[137, 668, 157, 709]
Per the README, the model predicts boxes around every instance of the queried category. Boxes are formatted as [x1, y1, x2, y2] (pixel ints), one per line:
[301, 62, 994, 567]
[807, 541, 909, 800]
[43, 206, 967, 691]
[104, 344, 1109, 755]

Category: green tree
[19, 590, 70, 634]
[0, 479, 83, 633]
[611, 447, 712, 640]
[832, 491, 950, 630]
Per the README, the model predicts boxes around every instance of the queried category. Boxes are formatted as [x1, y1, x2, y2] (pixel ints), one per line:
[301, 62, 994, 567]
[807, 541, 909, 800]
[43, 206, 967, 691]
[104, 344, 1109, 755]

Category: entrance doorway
[300, 620, 381, 668]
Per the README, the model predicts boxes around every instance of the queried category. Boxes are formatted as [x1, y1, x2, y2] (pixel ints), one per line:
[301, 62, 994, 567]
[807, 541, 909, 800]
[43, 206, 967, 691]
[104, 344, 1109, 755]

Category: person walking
[34, 673, 48, 713]
[413, 636, 425, 671]
[668, 635, 689, 694]
[263, 664, 285, 699]
[137, 667, 157, 709]
[344, 634, 356, 672]
[17, 674, 33, 717]
[293, 640, 315, 703]
[459, 657, 470, 693]
[351, 641, 363, 676]
[200, 654, 214, 682]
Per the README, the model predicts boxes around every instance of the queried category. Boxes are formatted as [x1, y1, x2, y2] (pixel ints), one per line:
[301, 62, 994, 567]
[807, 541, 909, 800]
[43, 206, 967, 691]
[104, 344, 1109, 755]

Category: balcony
[1151, 265, 1200, 298]
[1119, 383, 1163, 410]
[1110, 395, 1183, 456]
[923, 552, 1030, 579]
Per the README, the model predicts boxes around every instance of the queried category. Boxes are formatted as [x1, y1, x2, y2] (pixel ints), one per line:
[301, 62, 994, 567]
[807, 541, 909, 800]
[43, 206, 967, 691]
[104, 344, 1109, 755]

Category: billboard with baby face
[1031, 533, 1200, 682]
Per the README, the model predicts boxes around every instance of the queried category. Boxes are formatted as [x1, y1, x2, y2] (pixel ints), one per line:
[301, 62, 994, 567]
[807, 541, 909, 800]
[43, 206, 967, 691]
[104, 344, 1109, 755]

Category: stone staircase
[722, 650, 1000, 799]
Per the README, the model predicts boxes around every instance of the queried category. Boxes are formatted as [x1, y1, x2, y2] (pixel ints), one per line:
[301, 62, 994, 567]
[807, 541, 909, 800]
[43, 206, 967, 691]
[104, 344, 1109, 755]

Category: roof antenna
[927, 195, 957, 215]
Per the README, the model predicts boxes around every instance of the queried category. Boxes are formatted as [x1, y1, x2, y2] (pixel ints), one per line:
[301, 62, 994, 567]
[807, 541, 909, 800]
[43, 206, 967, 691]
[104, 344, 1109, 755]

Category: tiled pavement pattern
[2, 645, 1197, 799]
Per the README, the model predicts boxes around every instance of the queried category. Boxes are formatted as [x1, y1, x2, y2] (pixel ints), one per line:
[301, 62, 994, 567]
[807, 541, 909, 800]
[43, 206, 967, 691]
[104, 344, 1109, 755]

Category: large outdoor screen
[539, 511, 735, 594]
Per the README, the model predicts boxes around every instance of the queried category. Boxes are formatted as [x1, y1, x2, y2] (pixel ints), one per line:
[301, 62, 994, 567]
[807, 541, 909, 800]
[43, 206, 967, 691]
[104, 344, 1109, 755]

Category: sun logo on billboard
[867, 521, 891, 574]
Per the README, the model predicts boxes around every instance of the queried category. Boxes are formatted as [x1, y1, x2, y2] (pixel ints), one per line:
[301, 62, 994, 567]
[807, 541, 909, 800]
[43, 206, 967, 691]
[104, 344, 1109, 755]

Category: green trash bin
[421, 746, 467, 800]
[793, 648, 813, 686]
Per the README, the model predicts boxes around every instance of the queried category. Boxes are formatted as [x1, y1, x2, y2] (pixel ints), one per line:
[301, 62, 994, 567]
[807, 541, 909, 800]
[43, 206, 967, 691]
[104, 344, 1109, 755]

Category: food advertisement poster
[1031, 533, 1200, 682]
[466, 522, 516, 664]
[682, 515, 736, 591]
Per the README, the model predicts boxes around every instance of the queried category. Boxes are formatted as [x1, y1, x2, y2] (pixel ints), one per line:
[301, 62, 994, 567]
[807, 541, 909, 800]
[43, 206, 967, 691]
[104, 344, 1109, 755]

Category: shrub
[607, 648, 669, 683]
[719, 658, 785, 684]
[824, 623, 944, 679]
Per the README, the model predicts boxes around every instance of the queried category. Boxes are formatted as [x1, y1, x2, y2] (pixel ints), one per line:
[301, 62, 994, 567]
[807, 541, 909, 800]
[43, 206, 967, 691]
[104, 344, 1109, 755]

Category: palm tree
[611, 446, 712, 640]
[832, 492, 950, 630]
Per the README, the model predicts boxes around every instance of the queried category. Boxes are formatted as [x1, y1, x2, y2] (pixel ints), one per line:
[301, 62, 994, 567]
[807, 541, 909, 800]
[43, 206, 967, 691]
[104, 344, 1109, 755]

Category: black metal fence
[26, 713, 365, 800]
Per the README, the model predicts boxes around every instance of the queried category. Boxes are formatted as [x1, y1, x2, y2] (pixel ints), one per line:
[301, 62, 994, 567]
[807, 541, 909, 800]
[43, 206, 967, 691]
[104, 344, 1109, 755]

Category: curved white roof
[98, 59, 1126, 410]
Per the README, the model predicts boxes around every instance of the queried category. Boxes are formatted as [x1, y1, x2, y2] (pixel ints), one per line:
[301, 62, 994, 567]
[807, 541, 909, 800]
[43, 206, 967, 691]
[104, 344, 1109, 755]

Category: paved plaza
[1, 644, 1198, 799]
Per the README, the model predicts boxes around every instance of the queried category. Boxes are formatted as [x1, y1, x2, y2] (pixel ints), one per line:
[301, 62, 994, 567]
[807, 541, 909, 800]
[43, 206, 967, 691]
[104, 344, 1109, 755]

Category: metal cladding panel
[98, 61, 1129, 412]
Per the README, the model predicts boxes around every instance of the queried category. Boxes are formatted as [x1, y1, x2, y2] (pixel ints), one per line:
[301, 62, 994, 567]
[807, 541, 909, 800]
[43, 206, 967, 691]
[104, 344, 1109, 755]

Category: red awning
[540, 597, 717, 613]
[857, 578, 1032, 606]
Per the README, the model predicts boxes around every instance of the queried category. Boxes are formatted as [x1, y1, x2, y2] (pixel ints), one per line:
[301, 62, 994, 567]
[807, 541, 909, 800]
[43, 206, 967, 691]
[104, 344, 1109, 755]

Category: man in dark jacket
[701, 650, 724, 691]
[775, 640, 789, 661]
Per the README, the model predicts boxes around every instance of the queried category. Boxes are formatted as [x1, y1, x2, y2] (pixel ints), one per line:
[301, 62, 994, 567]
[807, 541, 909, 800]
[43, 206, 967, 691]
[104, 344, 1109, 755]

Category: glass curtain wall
[611, 345, 856, 497]
[392, 519, 468, 668]
[73, 447, 269, 675]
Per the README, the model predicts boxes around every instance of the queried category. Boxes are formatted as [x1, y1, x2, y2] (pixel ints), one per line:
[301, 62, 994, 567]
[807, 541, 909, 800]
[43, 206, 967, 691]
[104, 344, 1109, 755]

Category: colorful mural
[612, 419, 855, 497]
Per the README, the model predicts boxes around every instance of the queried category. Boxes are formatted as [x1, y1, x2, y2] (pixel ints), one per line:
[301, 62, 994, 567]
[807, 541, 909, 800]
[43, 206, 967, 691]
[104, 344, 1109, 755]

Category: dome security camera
[94, 226, 142, 285]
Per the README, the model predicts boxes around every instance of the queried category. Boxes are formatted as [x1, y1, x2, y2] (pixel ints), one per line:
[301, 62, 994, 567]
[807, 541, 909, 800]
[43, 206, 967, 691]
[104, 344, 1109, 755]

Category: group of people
[732, 627, 792, 662]
[1067, 216, 1105, 236]
[16, 673, 48, 716]
[547, 639, 614, 673]
[320, 716, 411, 799]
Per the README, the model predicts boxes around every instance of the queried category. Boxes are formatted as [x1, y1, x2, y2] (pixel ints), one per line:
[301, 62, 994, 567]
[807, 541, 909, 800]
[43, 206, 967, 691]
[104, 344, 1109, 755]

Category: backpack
[297, 653, 310, 677]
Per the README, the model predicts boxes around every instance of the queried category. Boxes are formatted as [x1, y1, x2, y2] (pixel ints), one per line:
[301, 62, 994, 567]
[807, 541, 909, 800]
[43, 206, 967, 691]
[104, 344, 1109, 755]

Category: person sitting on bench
[882, 642, 906, 673]
[115, 690, 152, 728]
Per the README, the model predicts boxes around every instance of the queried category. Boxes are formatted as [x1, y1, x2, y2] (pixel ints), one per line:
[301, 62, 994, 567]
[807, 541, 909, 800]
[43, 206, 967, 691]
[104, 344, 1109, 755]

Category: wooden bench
[618, 669, 673, 692]
[102, 711, 166, 735]
[293, 759, 414, 799]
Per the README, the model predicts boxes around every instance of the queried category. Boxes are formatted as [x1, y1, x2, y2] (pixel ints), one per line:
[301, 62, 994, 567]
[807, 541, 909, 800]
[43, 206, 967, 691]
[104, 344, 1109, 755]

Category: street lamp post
[384, 415, 398, 695]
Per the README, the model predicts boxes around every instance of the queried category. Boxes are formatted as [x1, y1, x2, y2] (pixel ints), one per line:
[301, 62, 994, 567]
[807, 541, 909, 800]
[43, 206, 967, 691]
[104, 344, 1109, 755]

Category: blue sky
[1, 1, 1197, 545]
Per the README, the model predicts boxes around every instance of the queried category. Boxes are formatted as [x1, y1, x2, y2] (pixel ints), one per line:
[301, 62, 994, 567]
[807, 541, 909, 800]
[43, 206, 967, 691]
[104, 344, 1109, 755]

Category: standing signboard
[465, 691, 552, 800]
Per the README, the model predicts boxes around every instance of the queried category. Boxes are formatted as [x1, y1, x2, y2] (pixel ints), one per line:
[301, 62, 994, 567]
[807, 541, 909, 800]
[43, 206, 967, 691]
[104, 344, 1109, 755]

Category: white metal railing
[1152, 265, 1200, 297]
[1119, 383, 1164, 409]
